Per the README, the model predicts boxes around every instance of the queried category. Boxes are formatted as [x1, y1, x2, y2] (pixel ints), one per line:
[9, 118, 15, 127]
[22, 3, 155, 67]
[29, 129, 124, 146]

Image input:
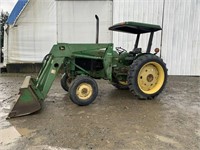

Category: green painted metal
[103, 43, 113, 80]
[8, 54, 65, 118]
[8, 76, 42, 118]
[8, 43, 115, 118]
[70, 60, 90, 75]
[50, 43, 113, 57]
[109, 21, 162, 34]
[8, 21, 163, 118]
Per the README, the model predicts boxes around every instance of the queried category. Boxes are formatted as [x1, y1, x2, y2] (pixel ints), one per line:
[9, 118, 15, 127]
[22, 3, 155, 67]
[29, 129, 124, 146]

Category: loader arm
[8, 46, 65, 118]
[8, 43, 113, 118]
[35, 55, 64, 97]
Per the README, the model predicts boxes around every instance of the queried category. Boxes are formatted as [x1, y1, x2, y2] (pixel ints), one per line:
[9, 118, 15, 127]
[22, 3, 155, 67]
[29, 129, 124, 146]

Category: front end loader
[8, 16, 167, 118]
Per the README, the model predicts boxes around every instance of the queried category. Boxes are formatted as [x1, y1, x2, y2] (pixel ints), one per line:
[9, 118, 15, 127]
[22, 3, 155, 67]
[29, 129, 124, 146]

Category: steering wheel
[116, 47, 127, 55]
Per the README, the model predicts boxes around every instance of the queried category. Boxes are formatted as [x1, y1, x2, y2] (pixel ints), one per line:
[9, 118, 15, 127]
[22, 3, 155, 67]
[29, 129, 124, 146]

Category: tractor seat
[129, 48, 142, 55]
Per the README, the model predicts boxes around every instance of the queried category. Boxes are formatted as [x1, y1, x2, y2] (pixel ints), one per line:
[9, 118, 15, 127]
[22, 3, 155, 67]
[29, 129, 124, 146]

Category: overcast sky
[0, 0, 17, 13]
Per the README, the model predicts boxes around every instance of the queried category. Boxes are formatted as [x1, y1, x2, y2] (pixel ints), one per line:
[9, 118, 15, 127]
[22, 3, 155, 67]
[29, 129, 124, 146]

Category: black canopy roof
[109, 22, 162, 34]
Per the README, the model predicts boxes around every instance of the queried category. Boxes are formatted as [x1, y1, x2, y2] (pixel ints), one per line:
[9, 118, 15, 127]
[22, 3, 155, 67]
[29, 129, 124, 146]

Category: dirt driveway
[0, 74, 199, 150]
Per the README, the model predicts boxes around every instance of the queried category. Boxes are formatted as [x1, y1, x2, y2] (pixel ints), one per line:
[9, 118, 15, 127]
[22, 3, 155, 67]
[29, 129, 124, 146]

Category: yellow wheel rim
[76, 83, 93, 100]
[137, 62, 165, 94]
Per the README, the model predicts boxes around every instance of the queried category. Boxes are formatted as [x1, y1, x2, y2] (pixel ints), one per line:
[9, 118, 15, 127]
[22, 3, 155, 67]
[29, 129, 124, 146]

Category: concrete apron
[0, 96, 21, 150]
[0, 92, 71, 150]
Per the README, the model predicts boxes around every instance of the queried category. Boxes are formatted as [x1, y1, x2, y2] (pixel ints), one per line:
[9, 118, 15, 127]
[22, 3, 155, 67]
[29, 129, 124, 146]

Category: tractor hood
[109, 22, 162, 34]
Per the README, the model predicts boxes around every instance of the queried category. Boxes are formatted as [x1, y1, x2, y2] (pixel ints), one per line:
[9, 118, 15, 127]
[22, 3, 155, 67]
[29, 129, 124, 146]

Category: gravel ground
[0, 73, 199, 150]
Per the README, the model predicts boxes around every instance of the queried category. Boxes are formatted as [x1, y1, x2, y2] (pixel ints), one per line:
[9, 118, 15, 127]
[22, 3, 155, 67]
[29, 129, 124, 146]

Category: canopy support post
[146, 32, 154, 53]
[134, 34, 140, 49]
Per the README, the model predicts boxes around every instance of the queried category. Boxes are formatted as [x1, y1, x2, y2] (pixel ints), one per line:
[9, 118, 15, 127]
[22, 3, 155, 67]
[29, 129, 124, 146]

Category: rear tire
[69, 76, 98, 106]
[128, 54, 167, 99]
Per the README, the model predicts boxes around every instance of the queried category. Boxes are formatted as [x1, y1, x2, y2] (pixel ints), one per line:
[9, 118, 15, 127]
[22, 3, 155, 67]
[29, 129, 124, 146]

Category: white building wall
[57, 0, 113, 43]
[162, 0, 200, 75]
[5, 0, 200, 75]
[113, 0, 200, 75]
[7, 0, 57, 63]
[6, 0, 113, 64]
[113, 0, 164, 54]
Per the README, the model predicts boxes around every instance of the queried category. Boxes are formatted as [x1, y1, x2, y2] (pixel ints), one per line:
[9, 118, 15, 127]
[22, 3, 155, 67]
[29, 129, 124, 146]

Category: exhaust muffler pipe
[95, 15, 99, 44]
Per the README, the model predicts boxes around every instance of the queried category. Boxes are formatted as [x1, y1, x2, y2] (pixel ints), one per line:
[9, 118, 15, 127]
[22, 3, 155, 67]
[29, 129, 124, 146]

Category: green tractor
[8, 16, 167, 118]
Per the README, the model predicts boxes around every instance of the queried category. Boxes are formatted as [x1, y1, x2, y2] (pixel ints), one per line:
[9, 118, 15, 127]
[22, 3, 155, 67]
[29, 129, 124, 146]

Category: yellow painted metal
[119, 81, 128, 85]
[137, 62, 165, 94]
[76, 83, 93, 100]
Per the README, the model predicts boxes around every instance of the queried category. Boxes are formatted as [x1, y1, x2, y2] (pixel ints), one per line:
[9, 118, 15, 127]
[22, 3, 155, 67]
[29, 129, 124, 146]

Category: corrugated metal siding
[113, 0, 200, 75]
[113, 0, 164, 54]
[162, 0, 200, 75]
[57, 1, 112, 43]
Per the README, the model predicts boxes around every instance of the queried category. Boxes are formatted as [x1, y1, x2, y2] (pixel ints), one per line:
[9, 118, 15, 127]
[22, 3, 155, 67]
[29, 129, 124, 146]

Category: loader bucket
[7, 76, 43, 118]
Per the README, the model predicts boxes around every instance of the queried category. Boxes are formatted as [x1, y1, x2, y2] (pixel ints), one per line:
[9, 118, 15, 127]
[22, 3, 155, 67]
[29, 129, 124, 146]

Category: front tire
[128, 54, 167, 99]
[69, 76, 98, 106]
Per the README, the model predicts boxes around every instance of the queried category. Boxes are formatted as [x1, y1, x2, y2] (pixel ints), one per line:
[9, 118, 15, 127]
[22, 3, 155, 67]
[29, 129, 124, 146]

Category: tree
[0, 11, 9, 62]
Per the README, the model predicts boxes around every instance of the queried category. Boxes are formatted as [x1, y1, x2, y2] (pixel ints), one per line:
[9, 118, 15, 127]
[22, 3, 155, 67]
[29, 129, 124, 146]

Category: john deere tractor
[8, 16, 167, 118]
